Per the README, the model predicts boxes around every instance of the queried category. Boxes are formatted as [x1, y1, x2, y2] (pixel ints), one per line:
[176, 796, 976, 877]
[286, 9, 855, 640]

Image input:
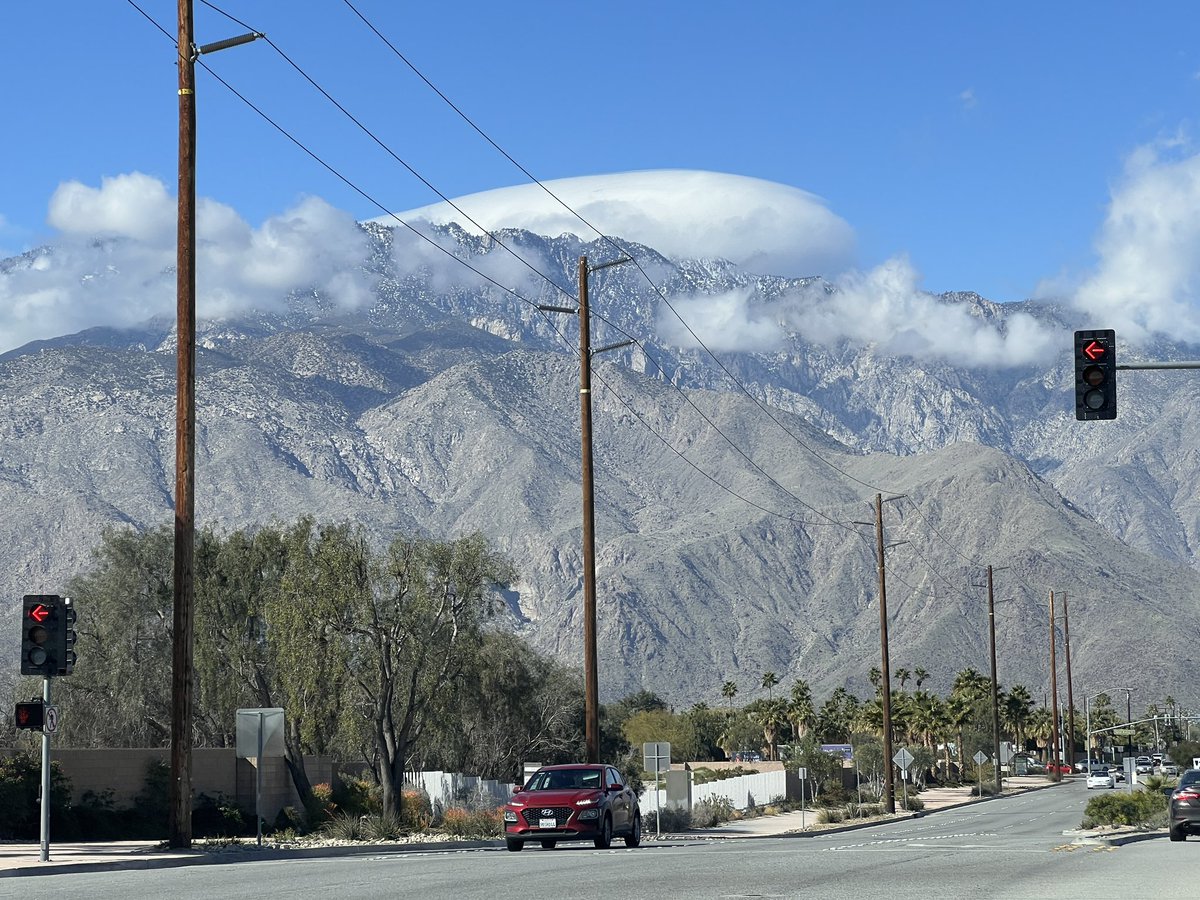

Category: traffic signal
[1074, 329, 1117, 420]
[20, 595, 76, 677]
[14, 699, 44, 731]
[21, 595, 57, 677]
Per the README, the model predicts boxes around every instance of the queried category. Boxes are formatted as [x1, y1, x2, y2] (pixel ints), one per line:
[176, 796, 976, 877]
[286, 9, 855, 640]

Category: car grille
[521, 807, 572, 827]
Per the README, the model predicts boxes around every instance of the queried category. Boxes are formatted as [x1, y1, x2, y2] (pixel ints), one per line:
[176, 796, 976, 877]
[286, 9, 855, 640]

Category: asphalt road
[4, 782, 1192, 900]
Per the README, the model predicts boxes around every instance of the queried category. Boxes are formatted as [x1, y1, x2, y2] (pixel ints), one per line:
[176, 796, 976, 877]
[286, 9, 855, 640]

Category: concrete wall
[1, 747, 332, 825]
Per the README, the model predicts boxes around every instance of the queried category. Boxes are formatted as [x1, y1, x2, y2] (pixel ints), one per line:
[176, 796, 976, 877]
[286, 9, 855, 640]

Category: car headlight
[503, 810, 518, 823]
[577, 808, 600, 820]
[575, 796, 598, 806]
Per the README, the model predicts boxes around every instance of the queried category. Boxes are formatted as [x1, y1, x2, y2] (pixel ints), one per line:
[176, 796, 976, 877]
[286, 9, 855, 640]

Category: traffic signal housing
[1074, 329, 1117, 420]
[14, 699, 44, 731]
[21, 596, 56, 677]
[19, 595, 76, 677]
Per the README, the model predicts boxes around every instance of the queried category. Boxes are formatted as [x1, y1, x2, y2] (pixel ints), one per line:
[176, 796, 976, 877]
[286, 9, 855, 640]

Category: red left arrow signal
[28, 604, 50, 623]
[1083, 341, 1106, 360]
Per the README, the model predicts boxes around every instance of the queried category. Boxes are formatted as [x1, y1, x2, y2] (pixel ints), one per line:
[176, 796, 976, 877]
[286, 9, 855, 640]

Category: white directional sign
[43, 705, 59, 735]
[973, 750, 989, 765]
[999, 744, 1014, 765]
[893, 747, 914, 771]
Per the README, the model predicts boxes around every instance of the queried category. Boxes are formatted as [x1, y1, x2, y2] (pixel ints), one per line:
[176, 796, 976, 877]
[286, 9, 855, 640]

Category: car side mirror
[609, 783, 623, 792]
[513, 785, 524, 794]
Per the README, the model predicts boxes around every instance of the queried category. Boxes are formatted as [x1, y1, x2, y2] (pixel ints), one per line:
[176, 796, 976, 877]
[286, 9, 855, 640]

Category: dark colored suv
[1168, 768, 1200, 841]
[503, 764, 642, 851]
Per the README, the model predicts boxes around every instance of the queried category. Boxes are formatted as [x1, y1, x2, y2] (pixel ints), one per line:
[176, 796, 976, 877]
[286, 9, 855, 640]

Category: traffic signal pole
[39, 676, 51, 862]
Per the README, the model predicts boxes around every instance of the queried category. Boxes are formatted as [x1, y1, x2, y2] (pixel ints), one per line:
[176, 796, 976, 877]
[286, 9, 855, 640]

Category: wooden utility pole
[1049, 590, 1061, 781]
[874, 494, 896, 814]
[986, 566, 1002, 791]
[578, 255, 600, 764]
[1061, 591, 1076, 768]
[171, 0, 197, 851]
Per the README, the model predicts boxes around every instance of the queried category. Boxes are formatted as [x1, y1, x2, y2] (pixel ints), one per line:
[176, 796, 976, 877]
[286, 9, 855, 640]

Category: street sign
[797, 767, 808, 781]
[643, 741, 671, 774]
[973, 751, 989, 765]
[43, 705, 59, 734]
[999, 744, 1014, 765]
[893, 747, 914, 771]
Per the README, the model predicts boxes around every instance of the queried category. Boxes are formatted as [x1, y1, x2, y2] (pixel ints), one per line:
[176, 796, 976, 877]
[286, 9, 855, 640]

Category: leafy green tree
[622, 709, 701, 762]
[60, 525, 180, 747]
[420, 631, 584, 780]
[348, 531, 516, 816]
[793, 738, 844, 799]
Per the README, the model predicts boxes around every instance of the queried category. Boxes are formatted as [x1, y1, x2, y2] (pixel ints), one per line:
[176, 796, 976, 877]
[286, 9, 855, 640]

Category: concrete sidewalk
[667, 774, 1057, 839]
[0, 776, 1062, 876]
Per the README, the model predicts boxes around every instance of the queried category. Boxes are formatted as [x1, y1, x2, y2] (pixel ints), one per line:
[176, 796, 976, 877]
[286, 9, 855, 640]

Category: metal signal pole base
[40, 676, 51, 862]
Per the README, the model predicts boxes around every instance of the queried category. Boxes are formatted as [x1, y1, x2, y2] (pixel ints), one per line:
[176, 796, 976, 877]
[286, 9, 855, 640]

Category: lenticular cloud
[390, 170, 857, 279]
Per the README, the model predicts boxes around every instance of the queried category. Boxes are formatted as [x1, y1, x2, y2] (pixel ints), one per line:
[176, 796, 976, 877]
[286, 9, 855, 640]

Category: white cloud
[960, 88, 978, 110]
[660, 256, 1058, 367]
[1073, 143, 1200, 345]
[0, 174, 375, 354]
[387, 170, 857, 279]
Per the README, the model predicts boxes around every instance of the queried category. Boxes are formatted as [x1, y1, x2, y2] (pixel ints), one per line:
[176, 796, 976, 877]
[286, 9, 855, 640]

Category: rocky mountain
[2, 223, 1198, 711]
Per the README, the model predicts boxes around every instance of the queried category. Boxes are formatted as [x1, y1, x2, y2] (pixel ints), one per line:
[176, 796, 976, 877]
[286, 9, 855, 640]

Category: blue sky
[2, 2, 1200, 314]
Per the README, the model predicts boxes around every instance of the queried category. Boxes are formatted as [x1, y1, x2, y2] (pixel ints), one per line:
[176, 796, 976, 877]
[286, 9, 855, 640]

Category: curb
[0, 839, 497, 878]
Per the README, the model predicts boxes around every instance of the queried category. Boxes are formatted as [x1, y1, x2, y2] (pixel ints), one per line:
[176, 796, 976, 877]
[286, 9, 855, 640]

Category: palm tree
[914, 667, 930, 690]
[910, 690, 944, 750]
[868, 666, 882, 694]
[1003, 684, 1034, 750]
[788, 679, 815, 742]
[1027, 707, 1053, 762]
[761, 671, 779, 701]
[894, 667, 911, 690]
[946, 695, 974, 778]
[747, 698, 789, 760]
[722, 680, 738, 716]
[952, 667, 990, 704]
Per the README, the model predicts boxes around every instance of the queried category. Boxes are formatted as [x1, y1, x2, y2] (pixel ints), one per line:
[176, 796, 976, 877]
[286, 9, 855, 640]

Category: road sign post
[893, 748, 914, 811]
[973, 750, 990, 799]
[643, 742, 671, 835]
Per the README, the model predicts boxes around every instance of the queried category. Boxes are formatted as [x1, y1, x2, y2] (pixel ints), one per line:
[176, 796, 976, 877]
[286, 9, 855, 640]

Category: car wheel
[540, 840, 557, 849]
[594, 814, 612, 849]
[1170, 826, 1186, 842]
[624, 812, 642, 848]
[505, 838, 524, 852]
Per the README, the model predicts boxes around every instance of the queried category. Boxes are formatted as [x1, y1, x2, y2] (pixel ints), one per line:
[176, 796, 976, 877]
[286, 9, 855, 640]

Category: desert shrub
[400, 788, 434, 832]
[900, 795, 924, 812]
[690, 796, 735, 828]
[305, 782, 337, 825]
[273, 805, 305, 834]
[334, 777, 380, 818]
[321, 812, 365, 841]
[438, 806, 501, 838]
[816, 807, 845, 824]
[193, 794, 247, 838]
[1082, 791, 1167, 829]
[845, 802, 883, 819]
[970, 781, 998, 797]
[647, 805, 692, 833]
[362, 812, 405, 840]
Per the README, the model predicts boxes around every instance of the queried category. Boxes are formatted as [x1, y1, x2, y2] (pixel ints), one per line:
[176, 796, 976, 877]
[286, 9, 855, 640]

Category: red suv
[503, 764, 642, 851]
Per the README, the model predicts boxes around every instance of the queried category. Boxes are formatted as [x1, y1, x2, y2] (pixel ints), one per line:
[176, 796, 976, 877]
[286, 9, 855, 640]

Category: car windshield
[1179, 770, 1200, 788]
[527, 769, 602, 791]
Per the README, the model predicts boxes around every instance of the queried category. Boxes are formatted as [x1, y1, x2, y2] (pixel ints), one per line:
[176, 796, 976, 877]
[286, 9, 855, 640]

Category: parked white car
[1086, 768, 1115, 790]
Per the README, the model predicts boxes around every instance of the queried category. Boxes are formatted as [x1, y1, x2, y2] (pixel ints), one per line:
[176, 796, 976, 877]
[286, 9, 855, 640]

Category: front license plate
[539, 818, 556, 829]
